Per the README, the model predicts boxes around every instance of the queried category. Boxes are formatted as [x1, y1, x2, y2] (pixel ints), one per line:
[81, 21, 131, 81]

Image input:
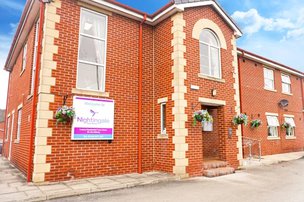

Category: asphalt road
[50, 158, 304, 202]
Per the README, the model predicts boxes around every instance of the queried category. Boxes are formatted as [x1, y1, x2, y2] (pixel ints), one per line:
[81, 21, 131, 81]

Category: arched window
[199, 29, 221, 79]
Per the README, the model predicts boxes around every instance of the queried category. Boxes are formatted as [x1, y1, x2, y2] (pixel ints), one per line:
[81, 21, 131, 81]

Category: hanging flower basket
[232, 113, 248, 126]
[250, 119, 262, 129]
[55, 105, 75, 124]
[193, 110, 213, 131]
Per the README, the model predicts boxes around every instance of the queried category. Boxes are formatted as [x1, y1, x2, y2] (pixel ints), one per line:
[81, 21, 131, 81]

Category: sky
[1, 0, 304, 109]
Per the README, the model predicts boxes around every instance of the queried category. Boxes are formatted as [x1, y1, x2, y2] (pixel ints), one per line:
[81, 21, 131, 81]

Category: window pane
[210, 47, 220, 78]
[282, 75, 291, 84]
[264, 68, 273, 80]
[161, 104, 166, 133]
[282, 83, 290, 93]
[265, 78, 274, 89]
[200, 30, 218, 47]
[79, 36, 105, 65]
[77, 63, 104, 91]
[81, 10, 106, 39]
[200, 43, 209, 75]
[268, 127, 278, 137]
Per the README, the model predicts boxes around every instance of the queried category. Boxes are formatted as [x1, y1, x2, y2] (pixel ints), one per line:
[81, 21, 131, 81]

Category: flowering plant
[55, 105, 75, 124]
[250, 119, 262, 128]
[281, 122, 292, 129]
[232, 113, 248, 126]
[192, 110, 213, 126]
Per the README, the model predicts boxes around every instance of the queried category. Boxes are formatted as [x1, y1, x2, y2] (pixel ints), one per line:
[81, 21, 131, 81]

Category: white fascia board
[88, 0, 153, 22]
[238, 50, 304, 77]
[176, 1, 242, 37]
[151, 5, 181, 25]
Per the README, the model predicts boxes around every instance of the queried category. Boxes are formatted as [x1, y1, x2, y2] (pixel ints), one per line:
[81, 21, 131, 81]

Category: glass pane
[282, 83, 291, 93]
[282, 75, 291, 84]
[200, 43, 209, 75]
[210, 47, 220, 78]
[264, 68, 273, 80]
[77, 63, 104, 91]
[81, 10, 106, 39]
[162, 104, 166, 132]
[200, 30, 218, 47]
[265, 79, 274, 89]
[79, 36, 105, 65]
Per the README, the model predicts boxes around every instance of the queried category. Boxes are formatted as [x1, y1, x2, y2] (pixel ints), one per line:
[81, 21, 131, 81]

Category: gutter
[27, 1, 45, 183]
[138, 14, 147, 174]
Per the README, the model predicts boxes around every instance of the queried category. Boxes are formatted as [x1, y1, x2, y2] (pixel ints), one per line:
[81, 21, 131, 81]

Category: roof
[237, 48, 304, 77]
[4, 0, 242, 71]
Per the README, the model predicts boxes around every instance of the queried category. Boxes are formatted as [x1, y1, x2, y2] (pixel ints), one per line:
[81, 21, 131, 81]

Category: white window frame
[22, 43, 27, 72]
[160, 103, 166, 135]
[284, 116, 295, 137]
[76, 8, 108, 92]
[266, 115, 279, 138]
[199, 29, 222, 79]
[16, 108, 22, 142]
[264, 68, 275, 90]
[281, 74, 291, 94]
[30, 20, 40, 95]
[5, 116, 11, 141]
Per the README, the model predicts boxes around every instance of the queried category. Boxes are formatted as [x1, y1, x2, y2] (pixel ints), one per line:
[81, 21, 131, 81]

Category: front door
[202, 106, 220, 160]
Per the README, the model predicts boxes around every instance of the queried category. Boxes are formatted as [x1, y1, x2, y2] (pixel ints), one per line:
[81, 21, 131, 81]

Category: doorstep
[0, 157, 176, 202]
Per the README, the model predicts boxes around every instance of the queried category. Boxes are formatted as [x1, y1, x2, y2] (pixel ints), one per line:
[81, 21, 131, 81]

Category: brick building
[238, 49, 304, 156]
[2, 0, 303, 183]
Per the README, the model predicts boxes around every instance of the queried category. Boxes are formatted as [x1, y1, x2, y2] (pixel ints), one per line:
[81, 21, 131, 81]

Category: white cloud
[0, 0, 24, 11]
[232, 9, 296, 35]
[0, 31, 14, 109]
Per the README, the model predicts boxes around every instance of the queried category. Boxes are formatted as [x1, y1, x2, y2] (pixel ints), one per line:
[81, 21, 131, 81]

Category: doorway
[202, 105, 220, 160]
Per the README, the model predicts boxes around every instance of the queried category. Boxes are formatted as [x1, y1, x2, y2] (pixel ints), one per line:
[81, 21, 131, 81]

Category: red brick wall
[46, 0, 147, 181]
[183, 6, 240, 176]
[239, 56, 304, 156]
[2, 21, 38, 176]
[152, 17, 175, 173]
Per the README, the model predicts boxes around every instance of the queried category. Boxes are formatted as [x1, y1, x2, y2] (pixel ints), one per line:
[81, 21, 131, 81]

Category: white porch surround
[232, 36, 243, 162]
[32, 0, 61, 183]
[171, 12, 189, 179]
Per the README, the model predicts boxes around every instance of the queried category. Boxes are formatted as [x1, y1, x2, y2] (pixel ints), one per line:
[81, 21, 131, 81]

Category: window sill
[14, 140, 20, 144]
[286, 136, 296, 140]
[20, 69, 25, 77]
[264, 88, 277, 92]
[198, 74, 225, 83]
[72, 88, 110, 97]
[267, 136, 280, 140]
[157, 134, 169, 139]
[282, 92, 293, 96]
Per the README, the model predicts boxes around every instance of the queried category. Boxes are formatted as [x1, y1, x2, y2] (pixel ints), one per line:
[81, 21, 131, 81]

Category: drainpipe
[27, 1, 45, 182]
[237, 51, 244, 156]
[138, 14, 146, 174]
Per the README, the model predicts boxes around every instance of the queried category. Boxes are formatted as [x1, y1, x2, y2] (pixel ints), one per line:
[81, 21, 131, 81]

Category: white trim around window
[263, 68, 275, 91]
[16, 108, 22, 143]
[76, 8, 108, 92]
[21, 43, 28, 73]
[266, 114, 280, 139]
[199, 29, 222, 79]
[281, 74, 291, 94]
[158, 97, 168, 139]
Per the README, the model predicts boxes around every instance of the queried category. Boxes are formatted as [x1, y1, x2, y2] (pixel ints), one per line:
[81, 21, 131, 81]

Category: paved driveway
[50, 158, 304, 202]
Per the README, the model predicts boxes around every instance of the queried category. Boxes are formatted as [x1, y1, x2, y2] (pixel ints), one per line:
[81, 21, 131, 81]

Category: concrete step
[203, 160, 228, 170]
[203, 167, 235, 177]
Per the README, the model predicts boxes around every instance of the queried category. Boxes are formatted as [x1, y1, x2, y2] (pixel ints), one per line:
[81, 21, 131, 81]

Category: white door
[8, 112, 14, 160]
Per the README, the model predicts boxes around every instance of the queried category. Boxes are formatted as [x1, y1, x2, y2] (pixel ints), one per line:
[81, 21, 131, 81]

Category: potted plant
[232, 113, 248, 126]
[192, 110, 213, 131]
[281, 122, 292, 134]
[250, 119, 262, 129]
[55, 105, 75, 124]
